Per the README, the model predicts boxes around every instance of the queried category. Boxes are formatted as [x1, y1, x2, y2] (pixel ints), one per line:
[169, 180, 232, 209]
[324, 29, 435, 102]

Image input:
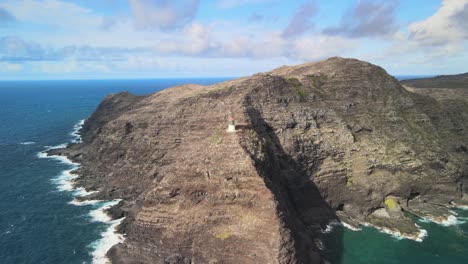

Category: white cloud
[153, 22, 215, 55]
[5, 0, 466, 78]
[1, 0, 102, 29]
[409, 0, 468, 46]
[0, 0, 358, 65]
[129, 0, 199, 31]
[0, 62, 22, 72]
[323, 0, 398, 38]
[31, 58, 80, 74]
[282, 2, 317, 38]
[217, 0, 273, 9]
[290, 35, 357, 61]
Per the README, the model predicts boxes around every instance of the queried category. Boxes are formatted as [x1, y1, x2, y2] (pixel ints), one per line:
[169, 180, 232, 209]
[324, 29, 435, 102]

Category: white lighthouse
[227, 111, 236, 132]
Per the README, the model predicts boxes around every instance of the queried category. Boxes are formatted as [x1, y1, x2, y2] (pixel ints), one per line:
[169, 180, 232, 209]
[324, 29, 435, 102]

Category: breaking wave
[37, 119, 125, 263]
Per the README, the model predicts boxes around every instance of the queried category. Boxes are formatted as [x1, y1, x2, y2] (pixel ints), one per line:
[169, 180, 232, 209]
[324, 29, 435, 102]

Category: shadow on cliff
[240, 107, 344, 264]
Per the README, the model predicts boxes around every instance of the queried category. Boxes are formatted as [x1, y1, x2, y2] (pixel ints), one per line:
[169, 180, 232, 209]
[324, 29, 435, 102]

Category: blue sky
[0, 0, 467, 79]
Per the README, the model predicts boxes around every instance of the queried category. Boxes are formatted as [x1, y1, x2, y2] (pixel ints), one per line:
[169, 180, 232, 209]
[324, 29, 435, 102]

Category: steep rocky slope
[52, 57, 468, 263]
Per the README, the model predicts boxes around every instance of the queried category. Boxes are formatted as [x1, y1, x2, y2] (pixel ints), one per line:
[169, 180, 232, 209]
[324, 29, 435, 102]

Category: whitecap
[50, 169, 78, 191]
[90, 217, 125, 264]
[39, 119, 126, 263]
[37, 149, 80, 168]
[321, 219, 361, 233]
[19, 141, 35, 145]
[419, 214, 465, 226]
[415, 225, 428, 242]
[46, 143, 69, 150]
[36, 151, 48, 159]
[418, 218, 431, 223]
[71, 119, 85, 143]
[73, 187, 98, 197]
[322, 220, 341, 233]
[36, 143, 69, 160]
[454, 205, 468, 210]
[342, 221, 362, 231]
[362, 222, 427, 242]
[441, 215, 465, 226]
[89, 200, 122, 223]
[69, 199, 102, 206]
[448, 210, 458, 216]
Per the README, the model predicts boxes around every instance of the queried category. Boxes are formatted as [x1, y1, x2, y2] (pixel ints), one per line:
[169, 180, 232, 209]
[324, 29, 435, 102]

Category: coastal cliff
[51, 57, 468, 263]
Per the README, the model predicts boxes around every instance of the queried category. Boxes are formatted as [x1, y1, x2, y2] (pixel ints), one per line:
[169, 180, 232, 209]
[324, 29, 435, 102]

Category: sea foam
[19, 141, 36, 145]
[88, 200, 125, 264]
[90, 217, 125, 264]
[73, 187, 98, 197]
[451, 204, 468, 210]
[51, 169, 78, 192]
[419, 214, 466, 227]
[440, 215, 466, 226]
[38, 120, 126, 262]
[361, 222, 428, 242]
[71, 119, 85, 143]
[322, 220, 341, 233]
[341, 221, 362, 231]
[89, 200, 122, 223]
[69, 199, 101, 206]
[321, 219, 361, 233]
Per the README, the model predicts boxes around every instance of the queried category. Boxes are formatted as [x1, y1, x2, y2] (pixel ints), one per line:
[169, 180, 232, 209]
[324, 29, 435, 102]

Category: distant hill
[401, 72, 468, 88]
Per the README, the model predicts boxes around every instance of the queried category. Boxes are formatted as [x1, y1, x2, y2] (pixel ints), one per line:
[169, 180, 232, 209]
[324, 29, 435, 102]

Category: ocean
[0, 79, 228, 264]
[0, 77, 466, 264]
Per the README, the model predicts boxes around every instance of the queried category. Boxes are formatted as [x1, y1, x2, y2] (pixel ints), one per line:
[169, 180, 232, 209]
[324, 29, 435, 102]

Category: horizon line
[0, 76, 241, 81]
[0, 74, 440, 82]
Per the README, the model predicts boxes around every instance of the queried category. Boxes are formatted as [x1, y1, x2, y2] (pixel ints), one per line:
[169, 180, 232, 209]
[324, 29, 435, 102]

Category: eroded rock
[55, 57, 468, 263]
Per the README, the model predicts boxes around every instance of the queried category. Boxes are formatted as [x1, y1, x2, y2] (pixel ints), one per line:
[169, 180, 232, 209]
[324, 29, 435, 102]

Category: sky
[0, 0, 467, 79]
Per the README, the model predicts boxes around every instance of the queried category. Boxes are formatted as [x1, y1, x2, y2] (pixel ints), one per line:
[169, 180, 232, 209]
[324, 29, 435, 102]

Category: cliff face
[56, 57, 468, 263]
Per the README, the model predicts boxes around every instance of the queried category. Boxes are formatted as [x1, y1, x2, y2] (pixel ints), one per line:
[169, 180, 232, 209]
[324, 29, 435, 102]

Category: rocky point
[49, 57, 468, 263]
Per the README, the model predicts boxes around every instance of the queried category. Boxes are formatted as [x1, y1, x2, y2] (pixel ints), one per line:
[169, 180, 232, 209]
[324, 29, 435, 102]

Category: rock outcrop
[51, 57, 468, 263]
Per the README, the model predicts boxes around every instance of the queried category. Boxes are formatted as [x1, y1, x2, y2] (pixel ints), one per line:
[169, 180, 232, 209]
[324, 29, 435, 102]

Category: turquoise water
[0, 77, 466, 263]
[319, 210, 468, 263]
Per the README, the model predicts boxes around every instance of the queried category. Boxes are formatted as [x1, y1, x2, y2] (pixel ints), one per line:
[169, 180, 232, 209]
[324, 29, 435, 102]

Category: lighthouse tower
[227, 111, 236, 132]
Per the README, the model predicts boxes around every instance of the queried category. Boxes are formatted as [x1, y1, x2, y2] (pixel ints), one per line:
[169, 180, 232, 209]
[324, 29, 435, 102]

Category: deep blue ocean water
[0, 78, 229, 264]
[0, 76, 466, 264]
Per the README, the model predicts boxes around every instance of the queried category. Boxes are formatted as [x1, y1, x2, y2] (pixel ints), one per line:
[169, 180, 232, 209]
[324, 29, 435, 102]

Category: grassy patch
[306, 74, 328, 97]
[209, 131, 224, 145]
[215, 230, 231, 240]
[241, 211, 257, 225]
[346, 176, 355, 187]
[286, 77, 307, 98]
[385, 197, 398, 210]
[205, 85, 234, 97]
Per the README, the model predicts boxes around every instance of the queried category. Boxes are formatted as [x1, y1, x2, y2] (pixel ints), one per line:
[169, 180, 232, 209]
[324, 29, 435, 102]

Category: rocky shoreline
[48, 57, 468, 263]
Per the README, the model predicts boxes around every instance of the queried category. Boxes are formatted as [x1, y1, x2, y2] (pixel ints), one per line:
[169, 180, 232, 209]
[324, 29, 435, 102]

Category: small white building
[227, 111, 236, 132]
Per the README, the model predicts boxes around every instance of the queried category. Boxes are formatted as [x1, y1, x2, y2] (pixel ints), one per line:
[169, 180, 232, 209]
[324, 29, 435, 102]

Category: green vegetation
[306, 74, 328, 97]
[286, 77, 307, 98]
[209, 131, 224, 145]
[215, 230, 231, 240]
[385, 197, 398, 210]
[346, 176, 355, 187]
[308, 73, 328, 88]
[206, 85, 234, 96]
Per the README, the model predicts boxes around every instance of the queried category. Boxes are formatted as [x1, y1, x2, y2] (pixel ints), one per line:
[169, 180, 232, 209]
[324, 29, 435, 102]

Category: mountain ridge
[50, 57, 468, 263]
